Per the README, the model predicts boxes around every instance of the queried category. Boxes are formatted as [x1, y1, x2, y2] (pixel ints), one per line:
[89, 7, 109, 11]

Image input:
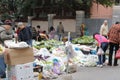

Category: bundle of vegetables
[0, 44, 4, 54]
[33, 39, 63, 52]
[72, 36, 94, 44]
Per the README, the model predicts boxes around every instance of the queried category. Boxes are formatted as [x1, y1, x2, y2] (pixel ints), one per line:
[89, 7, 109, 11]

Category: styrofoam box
[7, 62, 34, 80]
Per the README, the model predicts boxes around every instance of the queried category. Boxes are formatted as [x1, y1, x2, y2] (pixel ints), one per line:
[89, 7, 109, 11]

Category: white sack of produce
[52, 48, 66, 57]
[71, 44, 84, 56]
[80, 54, 98, 67]
[4, 40, 29, 48]
[34, 48, 51, 57]
[46, 55, 66, 72]
[78, 45, 91, 51]
[18, 42, 29, 47]
[65, 44, 78, 58]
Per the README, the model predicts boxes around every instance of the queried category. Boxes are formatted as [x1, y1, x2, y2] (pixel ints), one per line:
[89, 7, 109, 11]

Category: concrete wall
[31, 18, 112, 38]
[32, 19, 76, 33]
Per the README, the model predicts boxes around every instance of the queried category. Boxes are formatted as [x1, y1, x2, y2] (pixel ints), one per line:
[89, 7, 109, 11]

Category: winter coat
[0, 26, 13, 44]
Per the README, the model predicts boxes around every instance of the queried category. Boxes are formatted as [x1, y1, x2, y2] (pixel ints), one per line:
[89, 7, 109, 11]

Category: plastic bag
[115, 49, 120, 59]
[52, 61, 61, 75]
[97, 47, 104, 55]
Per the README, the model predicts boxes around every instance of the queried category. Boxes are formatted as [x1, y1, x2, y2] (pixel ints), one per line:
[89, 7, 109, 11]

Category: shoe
[97, 64, 103, 68]
[114, 64, 118, 66]
[103, 63, 106, 66]
[99, 65, 103, 68]
[107, 63, 112, 66]
[97, 65, 100, 67]
[0, 74, 6, 78]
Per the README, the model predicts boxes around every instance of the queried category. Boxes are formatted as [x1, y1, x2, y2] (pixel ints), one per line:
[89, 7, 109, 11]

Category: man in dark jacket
[17, 22, 33, 46]
[56, 22, 64, 41]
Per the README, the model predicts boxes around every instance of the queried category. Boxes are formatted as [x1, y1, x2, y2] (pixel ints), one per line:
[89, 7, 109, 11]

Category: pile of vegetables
[72, 36, 94, 44]
[33, 39, 63, 52]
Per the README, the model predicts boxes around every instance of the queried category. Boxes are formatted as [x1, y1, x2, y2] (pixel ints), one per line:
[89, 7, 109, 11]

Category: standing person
[17, 22, 33, 47]
[0, 21, 16, 78]
[49, 26, 56, 39]
[107, 22, 120, 66]
[93, 33, 109, 67]
[31, 27, 37, 40]
[36, 25, 42, 41]
[100, 20, 108, 38]
[56, 22, 64, 41]
[80, 23, 85, 37]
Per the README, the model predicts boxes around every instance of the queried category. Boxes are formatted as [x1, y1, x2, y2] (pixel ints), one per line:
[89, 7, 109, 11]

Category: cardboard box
[4, 47, 34, 65]
[7, 62, 34, 80]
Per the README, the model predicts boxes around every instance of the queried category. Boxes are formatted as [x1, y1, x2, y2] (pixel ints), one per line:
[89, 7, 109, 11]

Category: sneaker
[97, 65, 100, 67]
[103, 63, 106, 66]
[99, 65, 103, 68]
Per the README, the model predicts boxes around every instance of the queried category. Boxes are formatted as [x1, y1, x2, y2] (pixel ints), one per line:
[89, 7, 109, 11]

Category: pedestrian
[0, 21, 16, 78]
[100, 20, 108, 38]
[56, 22, 64, 41]
[80, 23, 85, 37]
[36, 25, 42, 41]
[17, 22, 33, 47]
[107, 22, 120, 66]
[93, 33, 109, 67]
[31, 27, 37, 40]
[49, 26, 56, 39]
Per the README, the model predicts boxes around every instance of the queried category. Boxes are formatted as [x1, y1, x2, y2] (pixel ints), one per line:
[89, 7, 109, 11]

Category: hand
[14, 33, 18, 38]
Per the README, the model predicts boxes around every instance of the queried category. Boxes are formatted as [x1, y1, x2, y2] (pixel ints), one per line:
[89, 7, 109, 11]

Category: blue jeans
[98, 55, 103, 65]
[101, 42, 109, 63]
[58, 33, 63, 41]
[0, 55, 6, 76]
[97, 42, 108, 65]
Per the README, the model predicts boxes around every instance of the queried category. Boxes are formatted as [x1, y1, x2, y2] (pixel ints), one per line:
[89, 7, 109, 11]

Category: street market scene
[0, 0, 120, 80]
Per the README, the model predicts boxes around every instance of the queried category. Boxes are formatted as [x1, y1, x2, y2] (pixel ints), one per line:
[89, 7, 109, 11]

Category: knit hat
[4, 20, 12, 25]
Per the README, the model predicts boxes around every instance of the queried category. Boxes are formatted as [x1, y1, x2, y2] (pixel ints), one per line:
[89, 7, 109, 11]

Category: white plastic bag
[97, 47, 104, 55]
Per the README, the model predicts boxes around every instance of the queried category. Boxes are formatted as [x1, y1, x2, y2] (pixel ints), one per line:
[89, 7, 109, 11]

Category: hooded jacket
[0, 26, 13, 44]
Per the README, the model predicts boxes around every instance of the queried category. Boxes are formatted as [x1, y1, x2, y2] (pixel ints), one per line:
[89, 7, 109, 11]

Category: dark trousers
[108, 42, 119, 65]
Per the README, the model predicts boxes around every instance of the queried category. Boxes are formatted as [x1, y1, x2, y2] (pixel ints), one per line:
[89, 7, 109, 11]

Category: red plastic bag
[115, 49, 120, 59]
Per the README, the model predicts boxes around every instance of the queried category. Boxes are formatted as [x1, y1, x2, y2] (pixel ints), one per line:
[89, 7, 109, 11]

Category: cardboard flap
[5, 48, 34, 65]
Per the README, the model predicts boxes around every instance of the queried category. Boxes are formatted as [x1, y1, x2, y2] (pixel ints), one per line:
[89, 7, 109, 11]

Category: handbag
[115, 49, 120, 59]
[97, 47, 104, 55]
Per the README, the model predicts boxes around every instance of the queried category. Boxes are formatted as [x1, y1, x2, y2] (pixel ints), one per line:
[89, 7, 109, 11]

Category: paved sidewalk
[53, 60, 120, 80]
